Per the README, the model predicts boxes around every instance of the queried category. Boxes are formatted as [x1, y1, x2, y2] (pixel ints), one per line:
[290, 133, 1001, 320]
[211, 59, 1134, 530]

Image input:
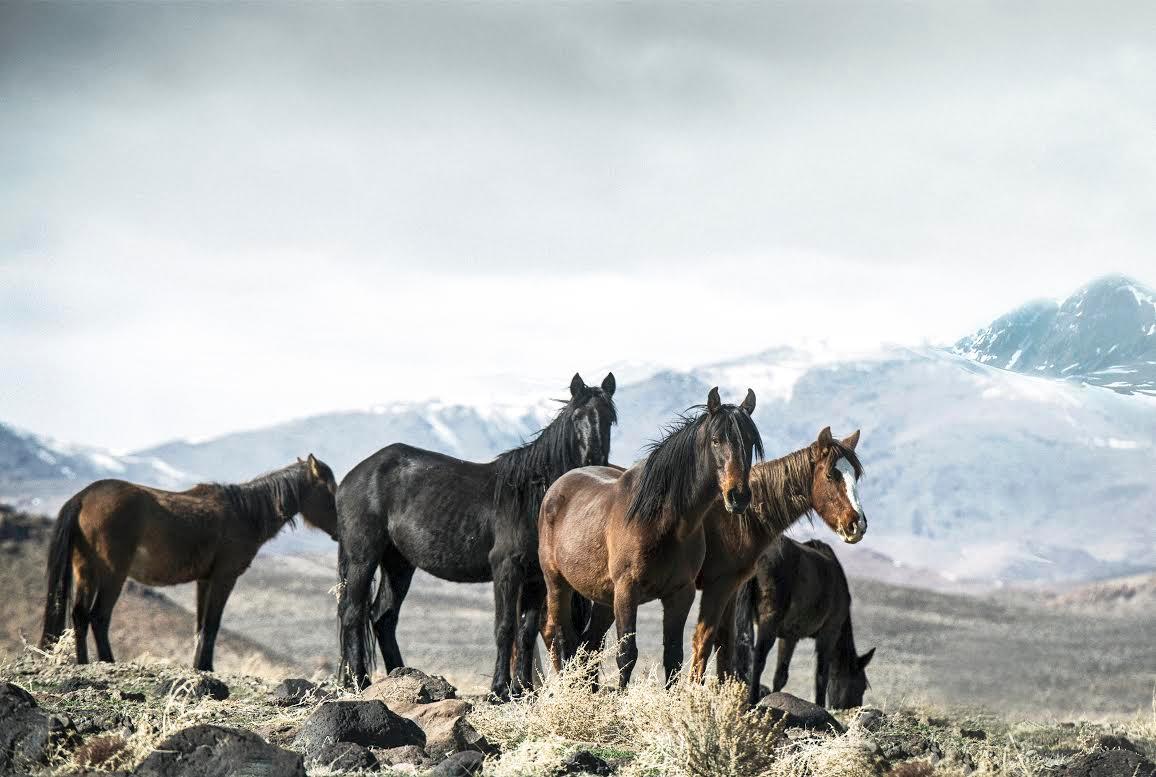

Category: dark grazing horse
[40, 455, 339, 671]
[736, 537, 875, 709]
[539, 388, 762, 688]
[337, 372, 617, 697]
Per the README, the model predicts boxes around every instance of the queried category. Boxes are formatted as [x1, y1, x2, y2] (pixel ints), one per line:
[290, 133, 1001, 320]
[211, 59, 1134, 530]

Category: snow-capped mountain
[952, 274, 1156, 395]
[0, 423, 188, 509]
[4, 274, 1154, 587]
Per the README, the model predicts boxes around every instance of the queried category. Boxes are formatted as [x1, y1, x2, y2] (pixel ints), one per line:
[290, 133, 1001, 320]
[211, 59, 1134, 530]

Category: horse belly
[389, 516, 496, 584]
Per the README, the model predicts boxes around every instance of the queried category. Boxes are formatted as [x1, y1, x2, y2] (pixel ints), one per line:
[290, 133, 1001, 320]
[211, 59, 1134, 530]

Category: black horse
[734, 537, 875, 709]
[337, 372, 617, 697]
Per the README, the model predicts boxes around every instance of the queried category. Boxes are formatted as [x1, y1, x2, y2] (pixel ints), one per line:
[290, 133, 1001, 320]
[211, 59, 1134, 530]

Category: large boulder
[272, 678, 332, 707]
[755, 692, 846, 734]
[389, 699, 479, 759]
[134, 724, 304, 777]
[293, 700, 425, 756]
[363, 668, 457, 706]
[1057, 749, 1156, 777]
[0, 681, 79, 774]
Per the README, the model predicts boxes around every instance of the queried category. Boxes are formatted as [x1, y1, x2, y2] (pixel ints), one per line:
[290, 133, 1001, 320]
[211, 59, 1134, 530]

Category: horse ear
[601, 372, 616, 397]
[740, 388, 756, 415]
[307, 453, 320, 478]
[817, 427, 833, 448]
[843, 430, 861, 450]
[859, 647, 875, 670]
[570, 372, 586, 398]
[707, 387, 722, 415]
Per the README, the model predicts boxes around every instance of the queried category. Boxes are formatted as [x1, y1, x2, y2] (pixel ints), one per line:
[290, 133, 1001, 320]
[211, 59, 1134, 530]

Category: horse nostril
[726, 488, 741, 506]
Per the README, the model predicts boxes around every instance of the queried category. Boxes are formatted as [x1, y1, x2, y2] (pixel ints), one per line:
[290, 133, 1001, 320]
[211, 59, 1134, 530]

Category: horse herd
[39, 372, 874, 710]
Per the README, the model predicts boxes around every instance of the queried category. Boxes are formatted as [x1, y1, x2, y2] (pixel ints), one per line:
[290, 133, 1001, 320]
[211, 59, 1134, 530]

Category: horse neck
[492, 414, 577, 520]
[746, 445, 818, 538]
[662, 448, 722, 539]
[831, 616, 859, 674]
[228, 465, 305, 541]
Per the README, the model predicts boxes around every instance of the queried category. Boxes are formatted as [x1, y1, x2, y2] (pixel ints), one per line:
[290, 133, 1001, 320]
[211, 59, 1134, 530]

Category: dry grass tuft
[71, 734, 131, 771]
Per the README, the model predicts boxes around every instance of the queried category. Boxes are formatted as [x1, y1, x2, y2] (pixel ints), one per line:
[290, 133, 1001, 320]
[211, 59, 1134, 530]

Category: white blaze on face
[835, 458, 863, 518]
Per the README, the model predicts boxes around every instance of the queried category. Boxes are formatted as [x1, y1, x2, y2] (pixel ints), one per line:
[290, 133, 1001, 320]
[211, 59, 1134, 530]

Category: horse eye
[711, 437, 721, 446]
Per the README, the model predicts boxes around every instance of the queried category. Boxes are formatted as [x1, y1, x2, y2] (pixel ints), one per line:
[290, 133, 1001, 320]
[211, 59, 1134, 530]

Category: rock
[556, 749, 613, 775]
[424, 750, 486, 777]
[0, 681, 79, 774]
[958, 726, 986, 740]
[57, 677, 109, 693]
[1094, 734, 1139, 753]
[1057, 749, 1156, 777]
[364, 668, 458, 706]
[853, 707, 886, 732]
[272, 678, 329, 707]
[293, 700, 425, 756]
[306, 741, 380, 772]
[135, 724, 304, 777]
[390, 698, 475, 759]
[153, 675, 230, 702]
[380, 744, 432, 766]
[755, 692, 846, 734]
[452, 718, 497, 756]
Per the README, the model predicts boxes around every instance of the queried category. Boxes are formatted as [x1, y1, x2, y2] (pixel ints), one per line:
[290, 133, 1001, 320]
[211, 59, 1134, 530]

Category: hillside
[0, 505, 297, 677]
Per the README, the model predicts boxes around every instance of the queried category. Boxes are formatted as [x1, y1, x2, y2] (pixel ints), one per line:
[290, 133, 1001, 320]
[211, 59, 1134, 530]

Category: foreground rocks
[293, 699, 426, 756]
[136, 725, 304, 777]
[1056, 748, 1156, 777]
[756, 691, 846, 734]
[0, 681, 78, 774]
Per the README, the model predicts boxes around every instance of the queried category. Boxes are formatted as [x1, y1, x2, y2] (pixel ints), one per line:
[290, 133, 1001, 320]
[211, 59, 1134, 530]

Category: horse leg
[612, 581, 640, 689]
[662, 584, 696, 687]
[489, 552, 525, 702]
[195, 579, 209, 633]
[814, 647, 831, 707]
[772, 637, 797, 693]
[90, 574, 126, 663]
[541, 568, 574, 672]
[732, 579, 756, 685]
[714, 596, 738, 683]
[371, 550, 414, 671]
[193, 573, 238, 672]
[339, 555, 377, 688]
[578, 603, 614, 690]
[70, 560, 95, 665]
[513, 574, 545, 695]
[690, 581, 737, 682]
[750, 615, 782, 705]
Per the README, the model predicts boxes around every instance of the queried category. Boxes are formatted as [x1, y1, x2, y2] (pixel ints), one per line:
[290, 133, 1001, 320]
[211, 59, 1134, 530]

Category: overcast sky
[2, 2, 1155, 450]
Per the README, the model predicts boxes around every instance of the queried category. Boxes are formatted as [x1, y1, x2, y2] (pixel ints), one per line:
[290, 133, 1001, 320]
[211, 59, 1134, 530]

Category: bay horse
[539, 387, 762, 688]
[736, 537, 875, 709]
[40, 455, 339, 671]
[337, 372, 616, 698]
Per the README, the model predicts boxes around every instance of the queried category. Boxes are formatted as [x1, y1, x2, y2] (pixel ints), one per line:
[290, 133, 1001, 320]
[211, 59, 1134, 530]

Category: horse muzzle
[723, 487, 751, 514]
[839, 513, 867, 544]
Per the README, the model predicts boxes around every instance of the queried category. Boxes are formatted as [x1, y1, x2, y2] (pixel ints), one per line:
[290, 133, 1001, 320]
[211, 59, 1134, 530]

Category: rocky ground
[1, 647, 1153, 777]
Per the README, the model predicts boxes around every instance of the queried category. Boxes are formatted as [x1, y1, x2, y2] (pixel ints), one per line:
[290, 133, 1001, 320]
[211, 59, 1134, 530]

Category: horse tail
[41, 493, 83, 648]
[732, 577, 758, 683]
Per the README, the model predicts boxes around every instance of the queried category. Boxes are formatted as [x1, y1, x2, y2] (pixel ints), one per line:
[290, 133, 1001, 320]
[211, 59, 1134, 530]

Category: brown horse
[539, 388, 762, 688]
[40, 455, 338, 671]
[736, 537, 875, 709]
[575, 427, 867, 698]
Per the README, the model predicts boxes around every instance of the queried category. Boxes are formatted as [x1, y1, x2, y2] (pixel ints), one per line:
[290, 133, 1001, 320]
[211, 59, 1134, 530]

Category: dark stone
[134, 724, 304, 777]
[272, 678, 326, 707]
[111, 689, 146, 703]
[755, 692, 846, 734]
[0, 681, 79, 774]
[1095, 734, 1139, 753]
[293, 700, 425, 756]
[153, 675, 230, 702]
[556, 749, 613, 775]
[1057, 749, 1156, 777]
[305, 741, 379, 772]
[380, 744, 430, 766]
[853, 707, 886, 732]
[452, 718, 498, 756]
[958, 727, 986, 740]
[424, 750, 486, 777]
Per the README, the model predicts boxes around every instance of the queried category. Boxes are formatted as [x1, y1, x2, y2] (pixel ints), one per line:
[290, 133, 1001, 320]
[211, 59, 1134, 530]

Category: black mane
[627, 403, 763, 525]
[493, 388, 617, 523]
[218, 461, 309, 539]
